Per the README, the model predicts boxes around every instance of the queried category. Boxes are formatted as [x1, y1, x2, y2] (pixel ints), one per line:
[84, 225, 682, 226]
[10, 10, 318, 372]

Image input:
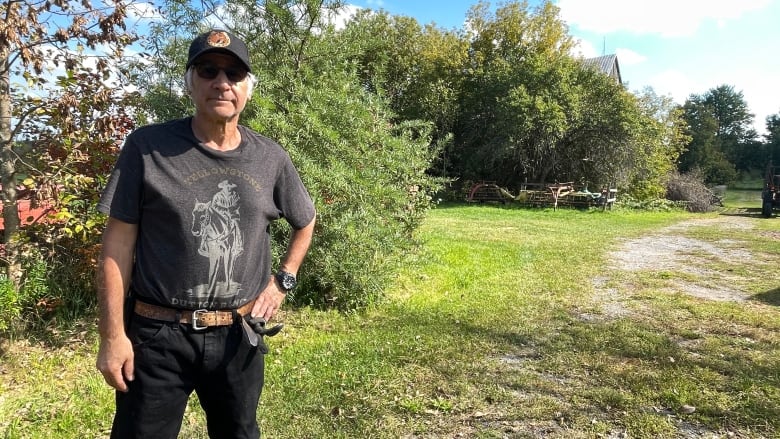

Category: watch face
[278, 272, 297, 291]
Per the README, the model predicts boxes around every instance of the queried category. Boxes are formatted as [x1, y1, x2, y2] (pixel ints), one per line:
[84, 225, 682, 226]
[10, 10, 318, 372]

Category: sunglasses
[194, 63, 249, 82]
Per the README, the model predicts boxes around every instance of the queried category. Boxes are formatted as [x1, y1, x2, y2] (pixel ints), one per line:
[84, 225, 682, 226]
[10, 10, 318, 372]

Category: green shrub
[253, 69, 441, 309]
[0, 248, 50, 333]
[1, 233, 101, 332]
[36, 239, 99, 321]
[616, 194, 688, 212]
[0, 274, 19, 331]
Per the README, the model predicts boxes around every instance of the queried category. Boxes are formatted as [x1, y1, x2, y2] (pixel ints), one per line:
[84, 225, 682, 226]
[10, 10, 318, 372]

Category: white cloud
[330, 4, 362, 30]
[614, 48, 645, 66]
[645, 69, 698, 103]
[556, 0, 771, 37]
[571, 37, 598, 58]
[640, 67, 777, 134]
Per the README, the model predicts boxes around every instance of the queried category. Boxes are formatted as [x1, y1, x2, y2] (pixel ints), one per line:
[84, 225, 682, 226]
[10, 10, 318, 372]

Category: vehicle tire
[762, 201, 773, 218]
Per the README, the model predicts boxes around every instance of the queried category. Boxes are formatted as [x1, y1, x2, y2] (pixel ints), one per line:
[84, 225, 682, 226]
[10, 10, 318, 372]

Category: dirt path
[594, 215, 778, 318]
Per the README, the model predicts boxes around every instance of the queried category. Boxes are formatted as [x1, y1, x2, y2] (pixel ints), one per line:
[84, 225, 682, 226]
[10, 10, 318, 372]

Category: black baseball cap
[186, 29, 251, 72]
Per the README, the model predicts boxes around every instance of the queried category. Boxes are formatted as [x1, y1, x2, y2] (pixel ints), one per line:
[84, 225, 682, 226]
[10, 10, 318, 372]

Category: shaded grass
[1, 204, 779, 438]
[722, 188, 763, 209]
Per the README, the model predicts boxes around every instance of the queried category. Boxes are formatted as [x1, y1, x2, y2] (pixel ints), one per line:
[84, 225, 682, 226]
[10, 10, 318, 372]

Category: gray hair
[184, 66, 257, 96]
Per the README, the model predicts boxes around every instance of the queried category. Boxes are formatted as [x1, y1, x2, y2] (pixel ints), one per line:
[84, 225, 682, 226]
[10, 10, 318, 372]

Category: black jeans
[111, 314, 265, 439]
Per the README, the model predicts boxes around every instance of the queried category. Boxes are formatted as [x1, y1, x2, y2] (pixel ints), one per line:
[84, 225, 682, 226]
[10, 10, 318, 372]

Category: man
[95, 29, 316, 438]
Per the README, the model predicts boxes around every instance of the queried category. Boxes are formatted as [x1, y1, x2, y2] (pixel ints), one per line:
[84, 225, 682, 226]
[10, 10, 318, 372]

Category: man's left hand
[250, 276, 286, 321]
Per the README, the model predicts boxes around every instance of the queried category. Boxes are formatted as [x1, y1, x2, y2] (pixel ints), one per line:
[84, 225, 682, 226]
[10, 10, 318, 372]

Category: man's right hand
[96, 335, 135, 392]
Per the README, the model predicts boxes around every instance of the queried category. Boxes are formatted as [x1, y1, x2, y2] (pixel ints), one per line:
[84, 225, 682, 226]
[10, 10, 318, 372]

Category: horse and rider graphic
[191, 180, 244, 302]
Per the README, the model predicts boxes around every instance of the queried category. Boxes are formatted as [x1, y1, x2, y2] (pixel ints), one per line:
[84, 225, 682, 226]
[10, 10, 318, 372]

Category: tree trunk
[0, 50, 22, 285]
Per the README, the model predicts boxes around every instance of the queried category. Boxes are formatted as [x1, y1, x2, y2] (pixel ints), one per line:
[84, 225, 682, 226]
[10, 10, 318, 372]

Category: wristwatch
[275, 270, 297, 293]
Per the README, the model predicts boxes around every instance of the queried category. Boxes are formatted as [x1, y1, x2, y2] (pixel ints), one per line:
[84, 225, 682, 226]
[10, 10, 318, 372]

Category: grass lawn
[1, 193, 779, 438]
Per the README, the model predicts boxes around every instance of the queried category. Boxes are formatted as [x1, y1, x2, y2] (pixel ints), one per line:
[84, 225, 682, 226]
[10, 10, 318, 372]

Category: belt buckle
[192, 309, 209, 330]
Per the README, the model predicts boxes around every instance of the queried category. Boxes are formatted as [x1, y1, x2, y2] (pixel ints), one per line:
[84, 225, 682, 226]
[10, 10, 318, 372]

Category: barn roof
[582, 54, 623, 85]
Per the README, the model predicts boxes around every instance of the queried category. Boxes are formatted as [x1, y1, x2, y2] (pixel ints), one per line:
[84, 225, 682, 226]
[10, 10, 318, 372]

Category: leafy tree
[556, 64, 640, 189]
[0, 0, 138, 286]
[679, 94, 736, 184]
[706, 86, 754, 135]
[332, 0, 688, 201]
[451, 0, 671, 194]
[705, 84, 757, 167]
[762, 112, 780, 166]
[340, 11, 467, 177]
[243, 0, 442, 308]
[679, 85, 758, 183]
[625, 88, 689, 200]
[134, 0, 208, 122]
[454, 0, 577, 187]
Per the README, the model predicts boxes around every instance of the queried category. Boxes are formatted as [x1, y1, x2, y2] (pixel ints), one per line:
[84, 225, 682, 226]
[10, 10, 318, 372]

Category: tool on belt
[133, 300, 283, 352]
[241, 315, 284, 351]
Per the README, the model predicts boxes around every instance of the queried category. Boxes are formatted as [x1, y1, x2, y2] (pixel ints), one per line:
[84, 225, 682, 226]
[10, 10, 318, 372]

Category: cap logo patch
[206, 31, 231, 48]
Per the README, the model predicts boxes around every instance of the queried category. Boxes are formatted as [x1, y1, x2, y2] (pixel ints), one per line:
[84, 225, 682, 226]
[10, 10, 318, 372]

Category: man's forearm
[97, 257, 132, 338]
[97, 218, 138, 338]
[279, 217, 315, 275]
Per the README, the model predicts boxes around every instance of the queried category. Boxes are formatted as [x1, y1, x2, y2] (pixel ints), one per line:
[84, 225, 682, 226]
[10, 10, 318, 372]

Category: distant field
[722, 188, 762, 209]
[721, 180, 764, 210]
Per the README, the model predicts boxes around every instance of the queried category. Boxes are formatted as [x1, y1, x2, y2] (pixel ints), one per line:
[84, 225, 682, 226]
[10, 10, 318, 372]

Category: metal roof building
[582, 54, 623, 85]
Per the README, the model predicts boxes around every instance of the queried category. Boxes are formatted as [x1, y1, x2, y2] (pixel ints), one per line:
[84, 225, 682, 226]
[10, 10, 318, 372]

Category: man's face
[189, 52, 251, 122]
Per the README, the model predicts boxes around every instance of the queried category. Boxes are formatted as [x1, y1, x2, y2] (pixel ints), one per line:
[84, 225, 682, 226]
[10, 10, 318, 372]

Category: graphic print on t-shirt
[189, 179, 244, 304]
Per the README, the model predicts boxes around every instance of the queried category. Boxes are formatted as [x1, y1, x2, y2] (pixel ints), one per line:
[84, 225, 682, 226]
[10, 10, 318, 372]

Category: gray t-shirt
[98, 117, 315, 310]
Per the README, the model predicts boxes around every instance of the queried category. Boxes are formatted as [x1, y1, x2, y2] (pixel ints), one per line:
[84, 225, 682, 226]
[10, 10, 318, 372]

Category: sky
[348, 0, 780, 136]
